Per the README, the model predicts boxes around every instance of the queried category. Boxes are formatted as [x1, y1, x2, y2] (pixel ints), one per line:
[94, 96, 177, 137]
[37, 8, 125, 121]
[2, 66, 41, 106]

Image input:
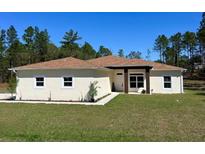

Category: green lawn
[0, 90, 204, 141]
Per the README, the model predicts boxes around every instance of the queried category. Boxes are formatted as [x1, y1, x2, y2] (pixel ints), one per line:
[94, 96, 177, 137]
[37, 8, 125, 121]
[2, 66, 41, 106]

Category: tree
[0, 29, 6, 55]
[145, 49, 151, 61]
[126, 51, 142, 59]
[45, 43, 59, 61]
[81, 42, 96, 60]
[197, 12, 205, 65]
[0, 29, 7, 82]
[6, 25, 27, 67]
[118, 49, 124, 57]
[164, 47, 175, 65]
[8, 40, 28, 67]
[6, 26, 19, 69]
[34, 29, 49, 62]
[22, 26, 35, 63]
[154, 35, 169, 63]
[183, 31, 197, 59]
[169, 33, 183, 66]
[179, 54, 189, 69]
[96, 45, 112, 57]
[6, 25, 18, 46]
[60, 29, 81, 57]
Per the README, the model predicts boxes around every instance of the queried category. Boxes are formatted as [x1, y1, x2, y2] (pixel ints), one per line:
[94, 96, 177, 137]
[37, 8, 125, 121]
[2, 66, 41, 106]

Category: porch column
[124, 68, 128, 93]
[145, 67, 150, 94]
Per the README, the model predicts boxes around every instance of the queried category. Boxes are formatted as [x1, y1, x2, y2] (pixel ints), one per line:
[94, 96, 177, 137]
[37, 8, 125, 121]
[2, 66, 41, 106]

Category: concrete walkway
[0, 92, 119, 106]
[0, 93, 14, 100]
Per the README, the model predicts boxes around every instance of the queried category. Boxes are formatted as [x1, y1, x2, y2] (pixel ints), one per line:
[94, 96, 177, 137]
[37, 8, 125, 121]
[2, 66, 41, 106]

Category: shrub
[88, 81, 100, 102]
[7, 76, 18, 99]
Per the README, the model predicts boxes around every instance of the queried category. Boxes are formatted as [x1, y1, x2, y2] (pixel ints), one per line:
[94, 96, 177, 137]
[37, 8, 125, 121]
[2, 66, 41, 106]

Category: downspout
[180, 70, 185, 94]
[11, 68, 19, 99]
[180, 74, 182, 93]
[12, 69, 17, 74]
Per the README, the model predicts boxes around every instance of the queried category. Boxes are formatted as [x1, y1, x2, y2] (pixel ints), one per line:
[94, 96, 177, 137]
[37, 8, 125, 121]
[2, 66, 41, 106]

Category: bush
[7, 76, 18, 99]
[87, 81, 100, 102]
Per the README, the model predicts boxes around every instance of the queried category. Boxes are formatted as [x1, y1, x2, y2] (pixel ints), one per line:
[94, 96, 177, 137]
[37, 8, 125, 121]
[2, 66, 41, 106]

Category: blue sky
[0, 12, 202, 60]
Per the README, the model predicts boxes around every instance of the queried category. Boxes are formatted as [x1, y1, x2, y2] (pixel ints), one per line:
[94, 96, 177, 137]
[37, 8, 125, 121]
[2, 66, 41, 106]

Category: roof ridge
[87, 55, 127, 61]
[11, 55, 185, 71]
[19, 56, 87, 66]
[12, 56, 97, 70]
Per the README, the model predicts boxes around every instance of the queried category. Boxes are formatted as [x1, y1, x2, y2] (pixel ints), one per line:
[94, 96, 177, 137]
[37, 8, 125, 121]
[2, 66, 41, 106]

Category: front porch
[109, 66, 153, 94]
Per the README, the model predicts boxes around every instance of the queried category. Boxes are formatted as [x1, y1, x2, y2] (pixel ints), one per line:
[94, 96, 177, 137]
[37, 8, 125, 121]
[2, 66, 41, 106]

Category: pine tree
[0, 29, 7, 82]
[96, 46, 112, 57]
[126, 51, 142, 59]
[6, 25, 18, 46]
[60, 29, 81, 57]
[183, 31, 197, 59]
[154, 35, 169, 63]
[197, 12, 205, 65]
[0, 29, 6, 55]
[169, 33, 183, 66]
[23, 26, 35, 63]
[34, 29, 49, 62]
[118, 49, 124, 57]
[6, 25, 19, 69]
[81, 42, 96, 60]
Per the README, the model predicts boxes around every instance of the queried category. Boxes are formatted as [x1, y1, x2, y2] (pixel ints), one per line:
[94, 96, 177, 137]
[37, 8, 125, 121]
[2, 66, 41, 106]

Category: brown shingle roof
[126, 58, 184, 70]
[13, 57, 99, 70]
[13, 55, 184, 71]
[87, 55, 184, 71]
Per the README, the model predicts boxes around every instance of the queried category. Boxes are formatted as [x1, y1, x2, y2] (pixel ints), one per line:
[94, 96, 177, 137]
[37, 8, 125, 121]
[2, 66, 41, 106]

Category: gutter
[8, 68, 17, 74]
[8, 67, 112, 71]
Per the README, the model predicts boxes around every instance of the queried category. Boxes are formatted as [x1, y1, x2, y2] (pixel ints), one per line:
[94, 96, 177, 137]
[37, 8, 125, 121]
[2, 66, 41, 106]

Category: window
[137, 76, 144, 88]
[130, 76, 136, 88]
[63, 77, 73, 88]
[35, 77, 44, 87]
[130, 75, 144, 88]
[164, 76, 171, 88]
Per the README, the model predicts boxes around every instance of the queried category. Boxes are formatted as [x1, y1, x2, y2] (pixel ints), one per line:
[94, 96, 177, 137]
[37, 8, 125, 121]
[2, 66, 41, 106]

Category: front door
[115, 72, 124, 91]
[129, 74, 144, 92]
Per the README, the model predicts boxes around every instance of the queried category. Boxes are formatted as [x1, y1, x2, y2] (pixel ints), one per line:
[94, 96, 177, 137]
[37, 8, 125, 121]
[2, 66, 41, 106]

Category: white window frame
[129, 72, 145, 89]
[62, 76, 74, 89]
[129, 75, 137, 88]
[163, 76, 172, 89]
[137, 75, 144, 88]
[34, 76, 45, 88]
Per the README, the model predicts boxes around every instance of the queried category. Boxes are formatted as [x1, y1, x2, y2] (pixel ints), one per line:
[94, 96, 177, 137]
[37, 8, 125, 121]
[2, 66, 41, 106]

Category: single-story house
[10, 55, 185, 101]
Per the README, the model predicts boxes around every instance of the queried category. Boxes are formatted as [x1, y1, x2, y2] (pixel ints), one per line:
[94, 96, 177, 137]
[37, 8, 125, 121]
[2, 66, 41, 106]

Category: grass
[0, 90, 204, 141]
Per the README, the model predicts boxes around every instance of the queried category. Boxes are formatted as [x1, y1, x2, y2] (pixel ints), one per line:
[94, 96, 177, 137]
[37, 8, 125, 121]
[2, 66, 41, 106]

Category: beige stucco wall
[150, 70, 183, 94]
[16, 68, 183, 101]
[112, 69, 183, 94]
[16, 69, 112, 101]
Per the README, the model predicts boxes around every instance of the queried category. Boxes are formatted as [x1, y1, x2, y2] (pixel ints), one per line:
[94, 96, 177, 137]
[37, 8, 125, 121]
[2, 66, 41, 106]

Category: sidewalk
[0, 92, 119, 105]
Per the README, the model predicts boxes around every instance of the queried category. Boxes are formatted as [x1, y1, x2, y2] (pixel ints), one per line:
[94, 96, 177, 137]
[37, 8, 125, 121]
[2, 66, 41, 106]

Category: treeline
[0, 24, 143, 83]
[0, 13, 205, 82]
[153, 13, 205, 74]
[0, 26, 114, 82]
